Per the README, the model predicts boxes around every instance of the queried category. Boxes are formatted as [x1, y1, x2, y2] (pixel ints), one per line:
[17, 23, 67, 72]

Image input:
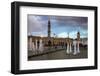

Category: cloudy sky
[28, 15, 88, 39]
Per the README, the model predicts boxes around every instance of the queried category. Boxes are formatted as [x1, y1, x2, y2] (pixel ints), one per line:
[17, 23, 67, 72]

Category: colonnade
[28, 37, 80, 55]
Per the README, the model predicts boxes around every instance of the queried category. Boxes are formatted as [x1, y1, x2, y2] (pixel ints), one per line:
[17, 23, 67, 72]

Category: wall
[0, 0, 99, 76]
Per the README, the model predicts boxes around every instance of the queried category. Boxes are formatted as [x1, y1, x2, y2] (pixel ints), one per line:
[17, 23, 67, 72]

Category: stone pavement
[28, 47, 87, 61]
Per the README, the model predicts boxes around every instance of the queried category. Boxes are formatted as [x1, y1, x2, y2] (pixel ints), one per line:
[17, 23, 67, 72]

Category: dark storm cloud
[52, 16, 88, 24]
[28, 15, 48, 35]
[51, 16, 88, 30]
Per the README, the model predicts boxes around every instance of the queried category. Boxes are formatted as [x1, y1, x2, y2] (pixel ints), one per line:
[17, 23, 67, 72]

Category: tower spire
[48, 16, 51, 37]
[77, 31, 80, 41]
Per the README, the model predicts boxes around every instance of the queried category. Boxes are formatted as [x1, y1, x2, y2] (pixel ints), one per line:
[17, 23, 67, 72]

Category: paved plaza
[28, 47, 87, 61]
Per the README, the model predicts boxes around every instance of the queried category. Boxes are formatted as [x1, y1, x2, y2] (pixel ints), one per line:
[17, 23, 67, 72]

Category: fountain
[32, 42, 35, 51]
[73, 40, 77, 55]
[66, 43, 70, 54]
[39, 39, 44, 52]
[77, 41, 80, 53]
[69, 43, 72, 53]
[29, 37, 32, 51]
[35, 39, 38, 50]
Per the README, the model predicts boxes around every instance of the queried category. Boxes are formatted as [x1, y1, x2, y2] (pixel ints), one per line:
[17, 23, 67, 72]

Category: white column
[77, 41, 80, 53]
[69, 43, 72, 53]
[73, 40, 77, 55]
[66, 43, 70, 54]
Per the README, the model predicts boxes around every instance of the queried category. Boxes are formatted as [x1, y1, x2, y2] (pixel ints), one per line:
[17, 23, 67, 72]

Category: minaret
[48, 18, 51, 37]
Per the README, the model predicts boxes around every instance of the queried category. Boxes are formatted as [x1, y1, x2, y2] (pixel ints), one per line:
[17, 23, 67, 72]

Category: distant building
[28, 36, 73, 47]
[80, 38, 88, 46]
